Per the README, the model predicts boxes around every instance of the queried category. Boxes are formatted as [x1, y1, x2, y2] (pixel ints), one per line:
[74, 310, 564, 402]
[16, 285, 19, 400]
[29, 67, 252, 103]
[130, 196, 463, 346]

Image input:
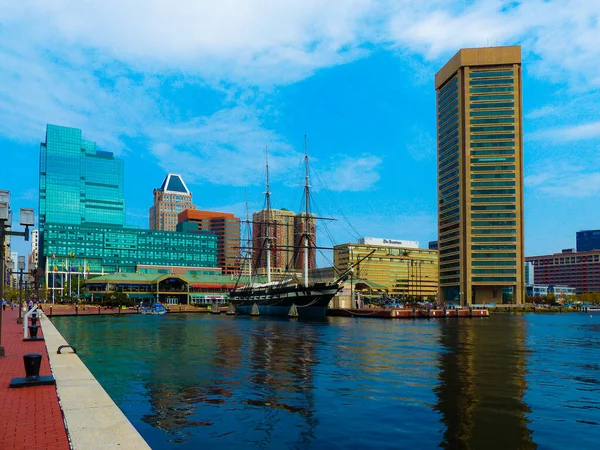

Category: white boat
[141, 303, 167, 315]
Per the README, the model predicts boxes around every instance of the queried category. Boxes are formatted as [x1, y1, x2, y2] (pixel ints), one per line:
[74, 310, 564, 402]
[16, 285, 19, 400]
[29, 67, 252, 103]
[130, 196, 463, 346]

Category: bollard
[28, 326, 39, 339]
[98, 305, 101, 315]
[31, 312, 38, 326]
[24, 353, 42, 378]
[50, 306, 53, 318]
[119, 305, 121, 315]
[76, 305, 79, 316]
[9, 353, 56, 388]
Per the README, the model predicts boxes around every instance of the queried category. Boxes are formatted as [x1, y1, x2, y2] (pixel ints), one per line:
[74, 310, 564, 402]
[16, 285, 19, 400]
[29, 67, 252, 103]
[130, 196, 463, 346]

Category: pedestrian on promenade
[28, 299, 34, 310]
[2, 299, 6, 310]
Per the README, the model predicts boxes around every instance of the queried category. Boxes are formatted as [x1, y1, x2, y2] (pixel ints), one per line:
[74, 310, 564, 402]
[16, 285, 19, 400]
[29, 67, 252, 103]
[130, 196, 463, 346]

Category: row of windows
[440, 246, 460, 255]
[471, 102, 515, 109]
[471, 125, 515, 133]
[469, 70, 514, 78]
[471, 133, 515, 141]
[470, 86, 514, 94]
[469, 78, 514, 86]
[471, 252, 516, 259]
[472, 276, 516, 282]
[472, 212, 516, 219]
[471, 117, 515, 125]
[471, 188, 516, 195]
[440, 160, 459, 177]
[471, 165, 515, 172]
[472, 228, 516, 235]
[472, 220, 516, 227]
[472, 268, 516, 274]
[471, 150, 515, 157]
[470, 109, 514, 117]
[471, 244, 516, 250]
[471, 172, 515, 180]
[472, 197, 516, 204]
[440, 277, 460, 285]
[472, 204, 516, 211]
[440, 261, 460, 270]
[439, 142, 459, 165]
[440, 207, 460, 220]
[470, 141, 514, 148]
[471, 94, 514, 101]
[438, 91, 458, 114]
[472, 260, 516, 266]
[472, 236, 516, 243]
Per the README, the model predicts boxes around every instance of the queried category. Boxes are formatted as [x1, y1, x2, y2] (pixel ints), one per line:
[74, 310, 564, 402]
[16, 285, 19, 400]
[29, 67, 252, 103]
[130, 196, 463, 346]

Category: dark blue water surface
[51, 313, 600, 449]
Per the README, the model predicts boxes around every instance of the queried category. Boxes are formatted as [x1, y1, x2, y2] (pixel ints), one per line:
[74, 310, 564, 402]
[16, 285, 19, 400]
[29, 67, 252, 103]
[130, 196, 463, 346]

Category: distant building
[252, 208, 316, 274]
[577, 230, 600, 252]
[525, 261, 534, 286]
[334, 241, 438, 300]
[435, 46, 525, 305]
[28, 229, 39, 271]
[177, 209, 241, 276]
[428, 240, 438, 250]
[149, 174, 195, 231]
[526, 249, 600, 294]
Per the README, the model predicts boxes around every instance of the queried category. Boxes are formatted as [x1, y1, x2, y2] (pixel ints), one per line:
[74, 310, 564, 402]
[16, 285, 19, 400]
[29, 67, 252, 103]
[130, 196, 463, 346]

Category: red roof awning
[191, 284, 233, 289]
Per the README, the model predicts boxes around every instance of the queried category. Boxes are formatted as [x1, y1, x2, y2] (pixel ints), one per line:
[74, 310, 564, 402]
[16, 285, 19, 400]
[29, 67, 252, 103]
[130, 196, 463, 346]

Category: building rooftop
[158, 173, 190, 195]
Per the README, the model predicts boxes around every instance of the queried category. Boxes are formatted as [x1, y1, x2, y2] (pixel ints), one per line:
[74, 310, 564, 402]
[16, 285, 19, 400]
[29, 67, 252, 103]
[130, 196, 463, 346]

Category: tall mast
[303, 135, 310, 287]
[265, 146, 272, 283]
[245, 189, 252, 284]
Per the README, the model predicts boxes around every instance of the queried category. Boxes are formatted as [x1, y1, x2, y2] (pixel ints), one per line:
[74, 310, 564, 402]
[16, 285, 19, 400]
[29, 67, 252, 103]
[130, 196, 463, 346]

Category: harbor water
[51, 313, 600, 449]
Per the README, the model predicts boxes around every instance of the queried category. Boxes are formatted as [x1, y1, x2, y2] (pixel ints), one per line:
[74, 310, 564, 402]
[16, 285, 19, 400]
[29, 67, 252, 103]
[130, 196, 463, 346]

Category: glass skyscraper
[435, 46, 525, 305]
[40, 125, 125, 228]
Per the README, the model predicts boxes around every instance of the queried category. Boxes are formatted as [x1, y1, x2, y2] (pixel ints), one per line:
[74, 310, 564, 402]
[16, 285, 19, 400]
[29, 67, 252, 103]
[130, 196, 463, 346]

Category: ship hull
[229, 283, 339, 318]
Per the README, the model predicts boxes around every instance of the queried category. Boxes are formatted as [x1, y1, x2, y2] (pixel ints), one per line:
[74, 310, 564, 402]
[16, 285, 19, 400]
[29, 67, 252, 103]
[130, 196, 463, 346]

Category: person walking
[2, 298, 6, 310]
[28, 299, 34, 310]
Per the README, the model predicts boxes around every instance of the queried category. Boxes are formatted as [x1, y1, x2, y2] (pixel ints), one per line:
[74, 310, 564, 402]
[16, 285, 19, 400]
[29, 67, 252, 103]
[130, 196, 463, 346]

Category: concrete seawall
[41, 314, 151, 449]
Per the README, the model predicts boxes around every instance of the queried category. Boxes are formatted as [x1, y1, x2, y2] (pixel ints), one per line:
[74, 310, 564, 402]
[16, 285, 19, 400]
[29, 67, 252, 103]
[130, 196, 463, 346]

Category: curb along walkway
[0, 307, 70, 449]
[41, 314, 150, 449]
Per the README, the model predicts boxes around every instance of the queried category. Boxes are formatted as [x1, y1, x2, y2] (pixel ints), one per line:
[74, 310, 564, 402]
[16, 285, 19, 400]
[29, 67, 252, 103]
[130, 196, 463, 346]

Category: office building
[40, 125, 125, 228]
[38, 125, 218, 290]
[526, 249, 600, 294]
[177, 209, 241, 275]
[252, 209, 316, 274]
[334, 239, 438, 299]
[435, 46, 525, 305]
[577, 229, 600, 252]
[149, 174, 195, 231]
[429, 241, 439, 250]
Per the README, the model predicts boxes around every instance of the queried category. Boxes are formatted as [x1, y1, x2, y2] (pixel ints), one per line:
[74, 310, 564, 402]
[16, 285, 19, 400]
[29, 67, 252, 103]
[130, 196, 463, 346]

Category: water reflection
[435, 316, 536, 449]
[136, 317, 319, 448]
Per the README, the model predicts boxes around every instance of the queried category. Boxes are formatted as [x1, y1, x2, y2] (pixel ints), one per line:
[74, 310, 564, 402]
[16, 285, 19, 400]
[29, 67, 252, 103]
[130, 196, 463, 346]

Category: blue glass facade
[40, 125, 125, 228]
[42, 224, 217, 273]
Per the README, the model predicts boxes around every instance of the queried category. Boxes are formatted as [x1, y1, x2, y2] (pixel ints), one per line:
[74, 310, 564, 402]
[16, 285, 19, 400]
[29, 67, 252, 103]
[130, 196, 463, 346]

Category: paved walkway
[0, 307, 70, 449]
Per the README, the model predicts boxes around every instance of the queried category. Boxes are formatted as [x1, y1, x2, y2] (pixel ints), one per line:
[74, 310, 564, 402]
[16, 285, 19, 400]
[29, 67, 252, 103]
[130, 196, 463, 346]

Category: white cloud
[526, 164, 600, 198]
[530, 120, 600, 142]
[323, 155, 382, 192]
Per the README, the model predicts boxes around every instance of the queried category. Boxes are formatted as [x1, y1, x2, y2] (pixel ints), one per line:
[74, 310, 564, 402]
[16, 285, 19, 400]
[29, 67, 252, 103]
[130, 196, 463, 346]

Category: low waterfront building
[526, 249, 600, 294]
[526, 284, 576, 299]
[334, 239, 439, 300]
[84, 272, 260, 305]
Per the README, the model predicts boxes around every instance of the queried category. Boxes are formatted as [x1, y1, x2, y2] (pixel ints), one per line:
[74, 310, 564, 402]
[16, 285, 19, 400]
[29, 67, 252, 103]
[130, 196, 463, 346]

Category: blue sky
[1, 0, 600, 266]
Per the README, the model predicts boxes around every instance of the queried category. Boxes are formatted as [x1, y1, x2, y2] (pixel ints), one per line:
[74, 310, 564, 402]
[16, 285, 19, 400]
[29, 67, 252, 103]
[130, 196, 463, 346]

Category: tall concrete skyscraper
[435, 46, 524, 305]
[149, 173, 195, 231]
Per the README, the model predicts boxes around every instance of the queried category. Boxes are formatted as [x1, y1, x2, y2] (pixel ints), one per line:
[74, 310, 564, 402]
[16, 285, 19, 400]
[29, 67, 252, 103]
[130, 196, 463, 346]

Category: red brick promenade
[0, 307, 70, 449]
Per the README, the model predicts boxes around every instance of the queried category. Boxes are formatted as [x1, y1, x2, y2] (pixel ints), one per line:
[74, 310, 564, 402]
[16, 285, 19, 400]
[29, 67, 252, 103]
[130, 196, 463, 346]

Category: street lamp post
[18, 256, 25, 324]
[0, 194, 35, 357]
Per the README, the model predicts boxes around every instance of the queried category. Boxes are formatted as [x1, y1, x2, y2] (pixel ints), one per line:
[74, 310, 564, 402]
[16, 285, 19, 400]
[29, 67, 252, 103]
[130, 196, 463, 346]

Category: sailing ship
[229, 144, 352, 318]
